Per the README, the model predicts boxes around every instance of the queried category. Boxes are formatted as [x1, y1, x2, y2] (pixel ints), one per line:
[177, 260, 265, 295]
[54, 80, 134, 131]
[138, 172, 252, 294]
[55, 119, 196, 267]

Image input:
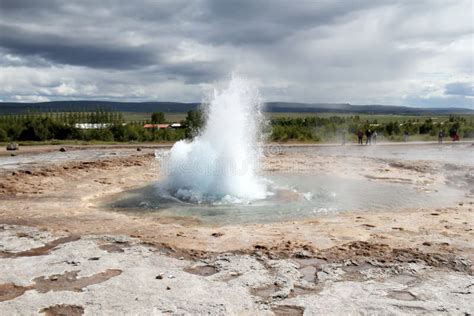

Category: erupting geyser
[160, 76, 269, 203]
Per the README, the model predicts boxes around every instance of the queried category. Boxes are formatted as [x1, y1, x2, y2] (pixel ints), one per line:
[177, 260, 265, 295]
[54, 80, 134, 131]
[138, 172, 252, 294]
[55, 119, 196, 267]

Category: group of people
[348, 129, 460, 146]
[438, 130, 460, 143]
[357, 129, 377, 145]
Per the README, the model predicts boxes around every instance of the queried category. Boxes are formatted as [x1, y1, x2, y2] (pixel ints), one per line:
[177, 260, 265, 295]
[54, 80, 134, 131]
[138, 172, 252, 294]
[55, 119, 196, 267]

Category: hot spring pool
[105, 172, 465, 225]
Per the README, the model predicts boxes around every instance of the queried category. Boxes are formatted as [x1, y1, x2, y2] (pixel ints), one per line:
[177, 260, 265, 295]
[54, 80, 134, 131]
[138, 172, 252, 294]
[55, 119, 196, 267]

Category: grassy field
[17, 111, 470, 124]
[124, 111, 474, 123]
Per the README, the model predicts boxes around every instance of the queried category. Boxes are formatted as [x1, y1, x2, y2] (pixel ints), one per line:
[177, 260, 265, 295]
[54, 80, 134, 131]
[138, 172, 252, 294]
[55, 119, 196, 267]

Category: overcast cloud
[0, 0, 472, 108]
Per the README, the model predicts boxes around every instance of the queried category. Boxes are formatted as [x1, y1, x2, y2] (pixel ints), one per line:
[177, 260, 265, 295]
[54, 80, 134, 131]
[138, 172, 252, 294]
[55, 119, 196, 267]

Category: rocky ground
[0, 144, 473, 315]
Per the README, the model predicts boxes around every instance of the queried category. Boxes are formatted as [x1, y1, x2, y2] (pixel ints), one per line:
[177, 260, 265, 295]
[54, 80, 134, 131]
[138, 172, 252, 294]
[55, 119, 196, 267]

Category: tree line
[0, 109, 200, 143]
[269, 115, 474, 142]
[1, 109, 472, 143]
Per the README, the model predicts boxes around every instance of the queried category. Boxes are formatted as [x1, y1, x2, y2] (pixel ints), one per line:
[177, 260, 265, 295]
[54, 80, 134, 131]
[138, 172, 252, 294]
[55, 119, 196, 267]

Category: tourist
[357, 130, 363, 145]
[452, 131, 460, 142]
[365, 129, 372, 145]
[341, 131, 346, 146]
[372, 130, 377, 145]
[438, 130, 444, 144]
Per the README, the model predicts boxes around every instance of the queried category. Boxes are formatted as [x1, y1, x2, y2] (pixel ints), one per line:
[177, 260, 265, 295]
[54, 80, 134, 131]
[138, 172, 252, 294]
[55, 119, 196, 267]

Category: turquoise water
[106, 172, 465, 225]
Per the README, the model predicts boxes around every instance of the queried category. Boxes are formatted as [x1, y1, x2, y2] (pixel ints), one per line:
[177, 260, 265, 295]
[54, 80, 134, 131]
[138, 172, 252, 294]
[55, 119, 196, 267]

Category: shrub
[0, 127, 7, 141]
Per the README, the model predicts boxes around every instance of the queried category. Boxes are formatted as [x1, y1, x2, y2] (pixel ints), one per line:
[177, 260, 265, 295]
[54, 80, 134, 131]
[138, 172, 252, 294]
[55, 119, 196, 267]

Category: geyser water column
[162, 76, 269, 203]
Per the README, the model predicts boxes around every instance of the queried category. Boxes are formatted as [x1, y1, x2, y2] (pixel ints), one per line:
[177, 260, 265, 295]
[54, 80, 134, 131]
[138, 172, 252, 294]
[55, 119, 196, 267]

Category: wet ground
[1, 224, 472, 315]
[282, 142, 474, 166]
[0, 142, 473, 314]
[107, 172, 465, 225]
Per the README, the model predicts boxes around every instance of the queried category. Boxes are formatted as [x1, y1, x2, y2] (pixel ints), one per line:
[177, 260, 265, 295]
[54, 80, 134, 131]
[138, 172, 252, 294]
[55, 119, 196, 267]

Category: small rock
[211, 232, 224, 237]
[155, 274, 164, 280]
[88, 257, 100, 261]
[6, 142, 19, 151]
[343, 259, 357, 266]
[168, 275, 175, 279]
[59, 147, 66, 152]
[422, 241, 432, 246]
[166, 286, 171, 290]
[137, 147, 142, 151]
[294, 250, 312, 259]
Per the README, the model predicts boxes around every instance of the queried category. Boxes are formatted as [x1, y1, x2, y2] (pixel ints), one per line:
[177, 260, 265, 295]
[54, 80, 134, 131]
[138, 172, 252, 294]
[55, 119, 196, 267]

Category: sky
[0, 0, 473, 108]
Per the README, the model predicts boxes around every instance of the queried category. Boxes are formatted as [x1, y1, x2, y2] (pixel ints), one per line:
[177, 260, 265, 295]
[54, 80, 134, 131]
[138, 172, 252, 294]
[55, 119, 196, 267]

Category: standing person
[357, 130, 363, 145]
[341, 131, 346, 146]
[365, 129, 372, 145]
[438, 130, 444, 144]
[372, 130, 377, 145]
[403, 131, 409, 142]
[452, 131, 460, 141]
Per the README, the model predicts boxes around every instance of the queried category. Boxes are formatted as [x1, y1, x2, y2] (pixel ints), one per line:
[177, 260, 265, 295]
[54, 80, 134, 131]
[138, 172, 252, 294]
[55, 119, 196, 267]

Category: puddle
[388, 274, 420, 285]
[272, 304, 305, 316]
[252, 284, 280, 299]
[299, 266, 317, 283]
[40, 304, 84, 316]
[294, 257, 326, 268]
[106, 172, 464, 225]
[388, 290, 418, 301]
[0, 283, 31, 302]
[33, 269, 122, 293]
[99, 242, 130, 253]
[184, 265, 218, 276]
[0, 269, 122, 302]
[291, 285, 318, 297]
[0, 236, 80, 258]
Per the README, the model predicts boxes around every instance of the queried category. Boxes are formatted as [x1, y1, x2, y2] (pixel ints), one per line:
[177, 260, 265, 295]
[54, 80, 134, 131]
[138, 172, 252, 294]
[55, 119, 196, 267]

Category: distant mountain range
[0, 100, 472, 115]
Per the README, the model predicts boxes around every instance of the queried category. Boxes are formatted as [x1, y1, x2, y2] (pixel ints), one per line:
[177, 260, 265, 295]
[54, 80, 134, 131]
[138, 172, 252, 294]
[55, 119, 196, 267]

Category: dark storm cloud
[0, 0, 393, 67]
[0, 0, 61, 14]
[159, 62, 227, 84]
[192, 0, 395, 45]
[444, 82, 474, 97]
[0, 25, 156, 69]
[0, 0, 472, 106]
